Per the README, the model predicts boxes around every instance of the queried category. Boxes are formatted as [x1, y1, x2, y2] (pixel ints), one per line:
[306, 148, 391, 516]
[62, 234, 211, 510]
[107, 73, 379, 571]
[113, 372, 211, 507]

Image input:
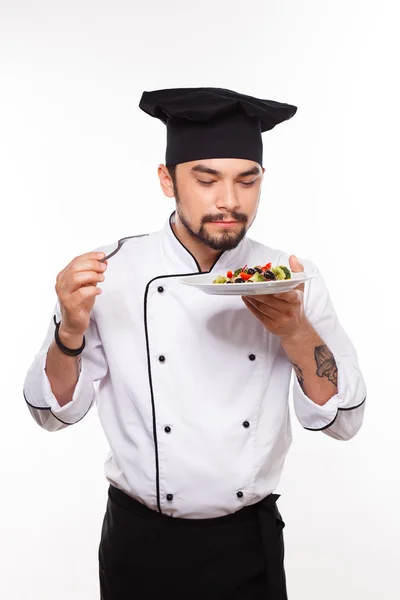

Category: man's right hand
[55, 251, 108, 345]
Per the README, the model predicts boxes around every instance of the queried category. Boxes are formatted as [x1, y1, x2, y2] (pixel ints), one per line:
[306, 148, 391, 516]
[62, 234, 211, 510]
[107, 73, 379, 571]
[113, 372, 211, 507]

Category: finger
[61, 271, 105, 294]
[244, 297, 279, 320]
[271, 289, 303, 303]
[69, 259, 108, 274]
[247, 291, 300, 307]
[61, 285, 102, 311]
[296, 282, 305, 293]
[78, 251, 107, 261]
[289, 255, 304, 273]
[75, 285, 103, 299]
[65, 286, 103, 305]
[65, 252, 106, 271]
[243, 297, 278, 322]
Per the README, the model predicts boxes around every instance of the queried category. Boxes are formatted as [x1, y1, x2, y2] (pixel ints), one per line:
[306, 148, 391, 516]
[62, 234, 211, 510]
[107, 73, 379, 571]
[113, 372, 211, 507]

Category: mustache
[202, 213, 248, 224]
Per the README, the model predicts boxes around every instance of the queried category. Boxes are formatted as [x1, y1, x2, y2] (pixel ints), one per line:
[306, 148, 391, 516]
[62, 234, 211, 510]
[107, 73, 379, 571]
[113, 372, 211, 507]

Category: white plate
[180, 271, 317, 296]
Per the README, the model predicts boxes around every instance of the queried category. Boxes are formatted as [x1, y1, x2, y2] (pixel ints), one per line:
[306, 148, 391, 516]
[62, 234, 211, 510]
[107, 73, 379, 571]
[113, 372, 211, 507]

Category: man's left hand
[242, 255, 308, 338]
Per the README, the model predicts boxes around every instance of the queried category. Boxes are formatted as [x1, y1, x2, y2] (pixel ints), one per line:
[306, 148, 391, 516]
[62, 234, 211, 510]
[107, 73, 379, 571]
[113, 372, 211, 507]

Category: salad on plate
[213, 262, 292, 284]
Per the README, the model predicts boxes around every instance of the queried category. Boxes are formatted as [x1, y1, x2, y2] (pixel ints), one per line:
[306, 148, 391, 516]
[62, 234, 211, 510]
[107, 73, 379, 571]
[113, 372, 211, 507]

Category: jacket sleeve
[23, 301, 108, 432]
[292, 260, 367, 441]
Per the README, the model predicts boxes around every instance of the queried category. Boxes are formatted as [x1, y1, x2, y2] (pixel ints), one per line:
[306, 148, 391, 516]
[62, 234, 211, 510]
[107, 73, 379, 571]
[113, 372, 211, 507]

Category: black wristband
[53, 316, 86, 356]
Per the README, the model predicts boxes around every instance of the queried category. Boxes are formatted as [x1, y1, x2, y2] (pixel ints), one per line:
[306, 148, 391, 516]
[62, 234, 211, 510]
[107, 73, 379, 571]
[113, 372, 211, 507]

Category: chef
[23, 87, 367, 599]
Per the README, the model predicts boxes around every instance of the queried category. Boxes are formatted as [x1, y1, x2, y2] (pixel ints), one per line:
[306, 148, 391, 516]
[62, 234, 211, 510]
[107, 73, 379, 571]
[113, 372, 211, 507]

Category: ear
[158, 164, 175, 198]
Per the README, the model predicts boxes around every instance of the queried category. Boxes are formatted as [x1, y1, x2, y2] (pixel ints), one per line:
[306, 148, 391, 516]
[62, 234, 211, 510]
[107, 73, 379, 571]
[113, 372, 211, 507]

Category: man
[24, 87, 366, 599]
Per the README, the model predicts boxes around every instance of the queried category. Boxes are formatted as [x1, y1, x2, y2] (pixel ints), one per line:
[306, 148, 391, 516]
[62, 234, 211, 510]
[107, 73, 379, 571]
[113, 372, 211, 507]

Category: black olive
[247, 268, 256, 275]
[255, 267, 262, 274]
[264, 270, 276, 281]
[235, 278, 245, 283]
[226, 280, 233, 283]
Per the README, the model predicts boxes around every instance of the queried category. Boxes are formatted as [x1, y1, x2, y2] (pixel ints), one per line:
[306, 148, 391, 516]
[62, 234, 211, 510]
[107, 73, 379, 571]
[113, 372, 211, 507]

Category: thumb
[289, 254, 304, 273]
[289, 254, 305, 292]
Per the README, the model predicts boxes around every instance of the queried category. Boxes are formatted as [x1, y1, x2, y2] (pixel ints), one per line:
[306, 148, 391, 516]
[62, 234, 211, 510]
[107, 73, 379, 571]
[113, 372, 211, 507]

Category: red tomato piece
[240, 272, 252, 281]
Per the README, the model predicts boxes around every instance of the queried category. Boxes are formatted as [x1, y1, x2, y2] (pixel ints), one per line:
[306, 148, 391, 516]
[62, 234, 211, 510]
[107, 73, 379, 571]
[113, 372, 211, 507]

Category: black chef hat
[139, 87, 297, 167]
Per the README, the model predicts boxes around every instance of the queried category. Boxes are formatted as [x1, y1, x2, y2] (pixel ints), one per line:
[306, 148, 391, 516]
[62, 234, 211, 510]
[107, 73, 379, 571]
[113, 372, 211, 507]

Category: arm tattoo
[314, 345, 338, 387]
[292, 363, 306, 393]
[292, 345, 338, 392]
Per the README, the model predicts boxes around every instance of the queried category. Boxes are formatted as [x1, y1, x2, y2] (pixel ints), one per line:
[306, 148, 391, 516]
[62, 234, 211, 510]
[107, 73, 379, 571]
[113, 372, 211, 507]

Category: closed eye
[240, 181, 257, 187]
[198, 180, 216, 186]
[198, 180, 257, 187]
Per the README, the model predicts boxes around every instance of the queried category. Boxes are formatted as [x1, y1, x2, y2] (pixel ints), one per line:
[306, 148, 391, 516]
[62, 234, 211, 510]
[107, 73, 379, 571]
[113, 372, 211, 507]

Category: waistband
[108, 484, 280, 526]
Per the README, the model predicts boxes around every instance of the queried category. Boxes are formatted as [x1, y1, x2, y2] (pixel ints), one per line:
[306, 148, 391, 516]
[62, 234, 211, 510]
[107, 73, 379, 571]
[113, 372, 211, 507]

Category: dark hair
[168, 165, 177, 191]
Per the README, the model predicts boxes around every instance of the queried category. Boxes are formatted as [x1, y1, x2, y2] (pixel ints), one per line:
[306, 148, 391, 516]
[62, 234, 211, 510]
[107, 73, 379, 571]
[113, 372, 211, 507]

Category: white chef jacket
[23, 212, 366, 518]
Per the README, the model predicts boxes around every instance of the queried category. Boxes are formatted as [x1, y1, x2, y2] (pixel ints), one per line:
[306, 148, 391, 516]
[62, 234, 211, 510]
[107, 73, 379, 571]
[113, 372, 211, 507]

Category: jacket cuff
[23, 348, 96, 425]
[292, 374, 339, 430]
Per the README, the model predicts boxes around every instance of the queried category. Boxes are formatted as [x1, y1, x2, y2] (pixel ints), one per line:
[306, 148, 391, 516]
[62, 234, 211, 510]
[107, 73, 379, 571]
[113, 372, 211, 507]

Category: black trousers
[99, 486, 288, 600]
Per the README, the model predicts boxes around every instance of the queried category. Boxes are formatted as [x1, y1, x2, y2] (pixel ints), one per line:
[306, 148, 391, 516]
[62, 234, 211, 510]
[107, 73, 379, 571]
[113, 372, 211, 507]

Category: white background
[1, 1, 399, 598]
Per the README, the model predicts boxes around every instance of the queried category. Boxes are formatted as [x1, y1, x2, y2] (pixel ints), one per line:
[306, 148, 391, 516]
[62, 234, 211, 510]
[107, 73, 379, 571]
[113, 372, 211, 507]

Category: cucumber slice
[272, 266, 286, 280]
[279, 266, 292, 280]
[249, 272, 265, 283]
[213, 275, 227, 284]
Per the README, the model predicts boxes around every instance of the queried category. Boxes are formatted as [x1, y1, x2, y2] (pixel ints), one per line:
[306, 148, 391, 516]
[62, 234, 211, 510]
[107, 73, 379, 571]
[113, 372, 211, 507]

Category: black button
[249, 354, 256, 361]
[243, 421, 250, 428]
[158, 286, 164, 293]
[166, 494, 173, 501]
[164, 426, 171, 433]
[159, 355, 166, 362]
[237, 491, 244, 499]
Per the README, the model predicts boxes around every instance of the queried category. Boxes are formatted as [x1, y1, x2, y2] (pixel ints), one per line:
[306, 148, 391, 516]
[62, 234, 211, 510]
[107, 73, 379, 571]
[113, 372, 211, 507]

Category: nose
[216, 182, 240, 212]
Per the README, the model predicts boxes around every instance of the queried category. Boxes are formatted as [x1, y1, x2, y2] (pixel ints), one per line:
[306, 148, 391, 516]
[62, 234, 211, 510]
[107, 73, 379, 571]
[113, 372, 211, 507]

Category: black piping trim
[337, 397, 367, 411]
[143, 282, 162, 513]
[23, 389, 96, 426]
[143, 215, 231, 514]
[144, 271, 201, 514]
[168, 211, 226, 273]
[304, 411, 339, 432]
[303, 396, 366, 432]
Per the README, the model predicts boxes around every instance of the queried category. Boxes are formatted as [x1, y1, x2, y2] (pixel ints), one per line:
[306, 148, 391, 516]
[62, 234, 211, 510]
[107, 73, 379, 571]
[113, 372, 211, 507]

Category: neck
[171, 216, 223, 273]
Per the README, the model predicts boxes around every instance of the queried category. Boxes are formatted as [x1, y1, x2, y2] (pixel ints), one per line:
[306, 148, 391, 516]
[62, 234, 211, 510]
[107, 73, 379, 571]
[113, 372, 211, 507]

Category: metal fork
[99, 235, 148, 263]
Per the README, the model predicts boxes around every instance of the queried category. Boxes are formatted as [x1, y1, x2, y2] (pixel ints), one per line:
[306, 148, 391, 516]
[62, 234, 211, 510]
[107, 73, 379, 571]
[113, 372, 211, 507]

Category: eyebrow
[190, 164, 261, 178]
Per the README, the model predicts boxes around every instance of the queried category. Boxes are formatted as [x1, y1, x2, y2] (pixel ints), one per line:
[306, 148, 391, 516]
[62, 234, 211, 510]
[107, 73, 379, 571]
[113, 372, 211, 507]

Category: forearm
[45, 327, 83, 408]
[280, 320, 338, 406]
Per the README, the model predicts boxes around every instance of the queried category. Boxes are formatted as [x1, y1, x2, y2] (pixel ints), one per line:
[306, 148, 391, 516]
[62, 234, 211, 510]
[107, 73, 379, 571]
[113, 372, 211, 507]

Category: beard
[175, 193, 249, 252]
